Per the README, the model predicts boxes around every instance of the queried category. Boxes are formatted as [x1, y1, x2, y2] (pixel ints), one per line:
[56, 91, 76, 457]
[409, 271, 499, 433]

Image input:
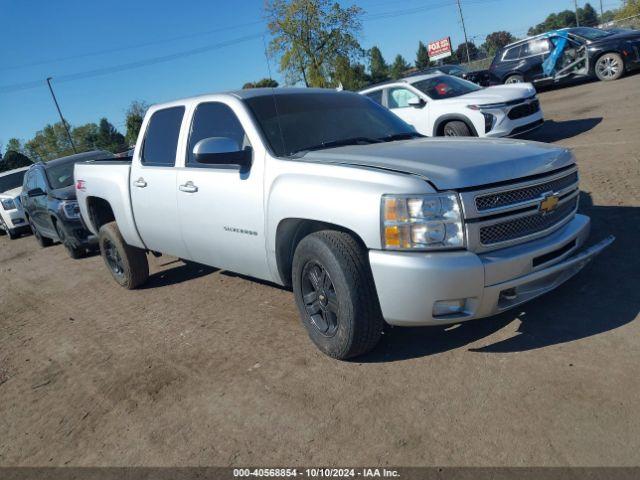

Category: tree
[455, 41, 479, 63]
[0, 150, 32, 172]
[25, 121, 76, 162]
[72, 123, 100, 152]
[615, 0, 640, 20]
[369, 46, 389, 83]
[5, 138, 22, 154]
[95, 118, 127, 153]
[390, 54, 410, 79]
[333, 56, 370, 90]
[415, 41, 430, 69]
[266, 0, 364, 87]
[529, 10, 577, 35]
[483, 31, 516, 56]
[125, 100, 148, 146]
[242, 78, 279, 89]
[579, 3, 599, 26]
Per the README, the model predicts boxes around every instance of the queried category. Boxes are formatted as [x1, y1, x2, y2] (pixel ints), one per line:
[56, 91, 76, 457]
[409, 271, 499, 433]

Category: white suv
[360, 73, 544, 138]
[0, 166, 30, 239]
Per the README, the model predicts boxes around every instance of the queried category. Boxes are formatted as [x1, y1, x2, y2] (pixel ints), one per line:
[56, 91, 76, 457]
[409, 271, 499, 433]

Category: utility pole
[574, 0, 581, 27]
[599, 0, 604, 24]
[456, 0, 471, 64]
[45, 77, 77, 154]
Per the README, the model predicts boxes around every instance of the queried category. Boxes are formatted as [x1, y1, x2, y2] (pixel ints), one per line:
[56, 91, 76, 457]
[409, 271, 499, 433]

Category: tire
[98, 221, 149, 289]
[443, 120, 473, 137]
[54, 221, 85, 259]
[505, 74, 524, 84]
[29, 218, 53, 247]
[292, 230, 384, 359]
[0, 218, 6, 236]
[7, 228, 18, 240]
[594, 53, 624, 81]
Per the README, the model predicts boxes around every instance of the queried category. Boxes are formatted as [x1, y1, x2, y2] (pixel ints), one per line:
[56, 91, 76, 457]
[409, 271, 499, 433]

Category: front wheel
[595, 53, 624, 81]
[54, 221, 85, 259]
[292, 230, 384, 359]
[98, 221, 149, 289]
[443, 120, 472, 137]
[505, 74, 524, 84]
[29, 219, 53, 247]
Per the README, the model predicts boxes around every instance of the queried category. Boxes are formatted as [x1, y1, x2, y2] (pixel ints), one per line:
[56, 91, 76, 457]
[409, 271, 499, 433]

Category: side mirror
[193, 137, 252, 169]
[408, 97, 426, 108]
[28, 188, 45, 197]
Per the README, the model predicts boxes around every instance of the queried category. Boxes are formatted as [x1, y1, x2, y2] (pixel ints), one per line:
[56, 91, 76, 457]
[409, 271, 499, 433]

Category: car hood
[591, 30, 640, 44]
[0, 186, 23, 199]
[50, 185, 77, 200]
[447, 83, 537, 105]
[299, 137, 574, 190]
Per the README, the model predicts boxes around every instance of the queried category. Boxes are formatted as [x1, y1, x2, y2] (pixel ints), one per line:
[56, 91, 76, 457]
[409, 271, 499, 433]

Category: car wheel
[54, 221, 85, 259]
[443, 120, 473, 137]
[505, 74, 524, 84]
[29, 219, 53, 247]
[292, 230, 384, 360]
[98, 221, 149, 289]
[595, 53, 624, 81]
[0, 217, 6, 236]
[7, 228, 18, 240]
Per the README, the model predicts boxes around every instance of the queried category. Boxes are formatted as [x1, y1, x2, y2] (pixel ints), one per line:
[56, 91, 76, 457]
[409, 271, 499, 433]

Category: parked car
[21, 150, 114, 258]
[360, 74, 544, 137]
[0, 166, 31, 239]
[75, 88, 613, 359]
[490, 27, 640, 85]
[408, 64, 497, 86]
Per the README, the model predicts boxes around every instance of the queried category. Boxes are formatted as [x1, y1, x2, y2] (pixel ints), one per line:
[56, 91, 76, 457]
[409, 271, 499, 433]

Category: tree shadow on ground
[360, 192, 639, 363]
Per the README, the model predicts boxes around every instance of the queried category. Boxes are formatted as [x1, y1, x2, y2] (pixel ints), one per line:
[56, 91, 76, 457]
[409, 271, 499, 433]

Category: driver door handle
[133, 178, 147, 188]
[179, 181, 198, 193]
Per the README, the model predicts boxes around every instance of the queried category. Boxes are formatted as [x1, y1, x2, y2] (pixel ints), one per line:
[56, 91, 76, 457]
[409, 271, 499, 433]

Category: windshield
[439, 65, 468, 76]
[244, 91, 418, 157]
[45, 160, 77, 189]
[412, 75, 482, 100]
[570, 27, 612, 40]
[0, 171, 26, 193]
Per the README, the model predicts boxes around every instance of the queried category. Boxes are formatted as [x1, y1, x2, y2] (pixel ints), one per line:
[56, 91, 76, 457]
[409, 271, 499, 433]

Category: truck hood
[447, 83, 537, 105]
[299, 137, 574, 190]
[0, 186, 23, 199]
[50, 185, 77, 201]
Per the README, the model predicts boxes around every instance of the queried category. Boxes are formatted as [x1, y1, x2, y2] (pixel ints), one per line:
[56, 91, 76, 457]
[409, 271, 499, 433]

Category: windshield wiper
[379, 132, 425, 142]
[292, 136, 383, 155]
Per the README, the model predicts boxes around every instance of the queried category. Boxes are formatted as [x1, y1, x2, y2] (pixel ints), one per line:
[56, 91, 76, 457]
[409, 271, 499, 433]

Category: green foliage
[125, 100, 148, 146]
[415, 41, 430, 69]
[615, 0, 640, 19]
[455, 41, 479, 62]
[333, 56, 370, 90]
[528, 3, 601, 35]
[390, 54, 410, 79]
[242, 78, 280, 89]
[0, 150, 32, 172]
[96, 118, 127, 153]
[483, 31, 516, 56]
[369, 46, 389, 83]
[580, 3, 599, 26]
[5, 138, 22, 154]
[24, 121, 75, 162]
[266, 0, 364, 87]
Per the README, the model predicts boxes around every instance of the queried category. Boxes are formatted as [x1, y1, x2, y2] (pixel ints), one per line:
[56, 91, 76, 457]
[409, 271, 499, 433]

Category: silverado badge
[539, 193, 559, 215]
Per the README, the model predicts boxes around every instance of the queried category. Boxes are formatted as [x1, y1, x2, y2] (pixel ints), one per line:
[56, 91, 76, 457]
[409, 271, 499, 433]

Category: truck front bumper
[369, 214, 614, 326]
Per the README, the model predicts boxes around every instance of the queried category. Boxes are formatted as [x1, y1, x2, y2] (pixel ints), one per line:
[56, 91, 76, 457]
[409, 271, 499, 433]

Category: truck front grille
[479, 196, 578, 245]
[475, 171, 578, 211]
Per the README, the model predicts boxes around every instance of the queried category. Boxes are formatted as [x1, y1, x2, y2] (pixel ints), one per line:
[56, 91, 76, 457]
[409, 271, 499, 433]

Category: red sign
[428, 37, 452, 61]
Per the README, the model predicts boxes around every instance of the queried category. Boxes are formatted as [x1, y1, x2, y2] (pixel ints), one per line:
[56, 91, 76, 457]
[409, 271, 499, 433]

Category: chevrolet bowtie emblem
[539, 193, 559, 215]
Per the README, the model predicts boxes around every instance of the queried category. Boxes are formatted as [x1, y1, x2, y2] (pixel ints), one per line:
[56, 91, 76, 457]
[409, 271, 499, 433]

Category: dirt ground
[1, 74, 639, 467]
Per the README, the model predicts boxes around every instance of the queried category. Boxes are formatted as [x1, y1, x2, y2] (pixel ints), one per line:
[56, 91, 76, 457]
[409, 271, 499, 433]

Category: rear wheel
[98, 221, 149, 289]
[505, 74, 524, 84]
[29, 218, 53, 247]
[595, 53, 624, 81]
[443, 120, 472, 137]
[54, 221, 85, 259]
[292, 230, 384, 360]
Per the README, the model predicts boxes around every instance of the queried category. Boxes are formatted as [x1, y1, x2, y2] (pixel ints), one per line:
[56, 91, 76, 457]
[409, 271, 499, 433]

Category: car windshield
[44, 160, 77, 189]
[570, 27, 613, 40]
[0, 171, 26, 193]
[412, 75, 482, 100]
[244, 91, 419, 156]
[439, 65, 468, 75]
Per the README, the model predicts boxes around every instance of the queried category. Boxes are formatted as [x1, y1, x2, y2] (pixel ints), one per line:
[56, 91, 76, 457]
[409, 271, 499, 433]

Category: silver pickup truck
[74, 88, 613, 359]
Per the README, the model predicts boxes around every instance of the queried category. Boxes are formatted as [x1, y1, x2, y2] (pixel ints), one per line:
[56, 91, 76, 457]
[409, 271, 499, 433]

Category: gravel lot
[1, 74, 639, 467]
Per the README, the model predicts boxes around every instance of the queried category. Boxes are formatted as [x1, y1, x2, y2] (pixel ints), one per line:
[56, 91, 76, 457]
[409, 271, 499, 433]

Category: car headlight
[381, 193, 464, 250]
[60, 200, 80, 219]
[1, 198, 16, 210]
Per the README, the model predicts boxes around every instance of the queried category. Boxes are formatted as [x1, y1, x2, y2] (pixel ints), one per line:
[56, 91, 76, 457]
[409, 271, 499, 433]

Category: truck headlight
[1, 198, 16, 211]
[60, 200, 80, 220]
[382, 193, 464, 250]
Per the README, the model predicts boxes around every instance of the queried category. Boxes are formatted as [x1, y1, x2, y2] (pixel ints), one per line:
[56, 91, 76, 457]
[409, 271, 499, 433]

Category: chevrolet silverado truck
[74, 88, 614, 359]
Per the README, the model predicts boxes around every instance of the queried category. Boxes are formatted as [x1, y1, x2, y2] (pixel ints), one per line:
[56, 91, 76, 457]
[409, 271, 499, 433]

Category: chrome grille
[479, 196, 578, 245]
[475, 172, 578, 211]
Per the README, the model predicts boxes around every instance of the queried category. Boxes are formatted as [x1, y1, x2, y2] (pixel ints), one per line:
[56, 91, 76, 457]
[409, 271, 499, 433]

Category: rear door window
[503, 45, 522, 60]
[142, 106, 185, 166]
[522, 39, 550, 57]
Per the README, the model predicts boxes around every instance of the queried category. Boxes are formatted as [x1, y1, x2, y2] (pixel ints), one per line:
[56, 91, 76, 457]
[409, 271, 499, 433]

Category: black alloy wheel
[301, 261, 340, 337]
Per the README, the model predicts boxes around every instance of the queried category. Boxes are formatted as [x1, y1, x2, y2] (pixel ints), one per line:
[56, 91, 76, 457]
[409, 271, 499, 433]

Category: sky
[0, 0, 624, 145]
